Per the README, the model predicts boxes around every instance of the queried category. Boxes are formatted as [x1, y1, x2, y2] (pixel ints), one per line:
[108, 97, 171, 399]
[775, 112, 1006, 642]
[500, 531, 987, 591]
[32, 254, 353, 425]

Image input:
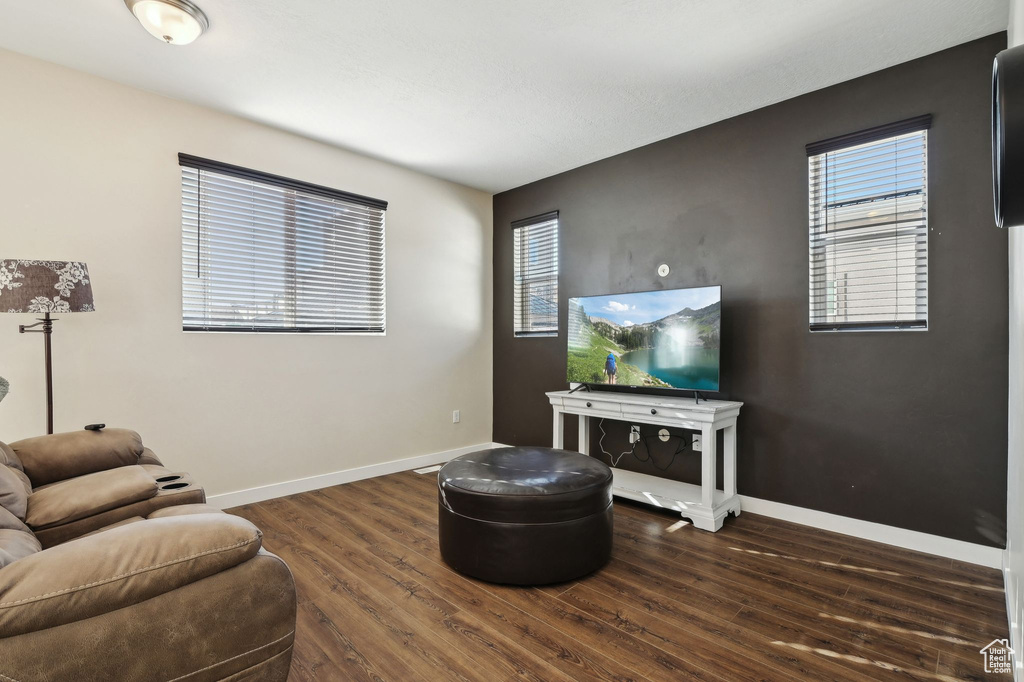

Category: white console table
[546, 390, 743, 531]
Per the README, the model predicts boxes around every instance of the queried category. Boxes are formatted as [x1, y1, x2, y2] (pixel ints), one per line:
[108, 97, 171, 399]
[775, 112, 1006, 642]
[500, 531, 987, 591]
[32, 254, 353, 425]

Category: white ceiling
[0, 1, 1009, 193]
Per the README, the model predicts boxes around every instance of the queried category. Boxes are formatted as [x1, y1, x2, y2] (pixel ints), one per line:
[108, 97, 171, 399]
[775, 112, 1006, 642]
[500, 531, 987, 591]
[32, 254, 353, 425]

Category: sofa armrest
[11, 429, 147, 487]
[0, 513, 262, 638]
[0, 550, 296, 682]
[138, 447, 163, 467]
[25, 466, 158, 530]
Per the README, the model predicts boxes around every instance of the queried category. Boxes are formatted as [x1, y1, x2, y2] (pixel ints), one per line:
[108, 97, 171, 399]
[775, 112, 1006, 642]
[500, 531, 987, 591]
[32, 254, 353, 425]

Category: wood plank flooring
[229, 470, 1009, 681]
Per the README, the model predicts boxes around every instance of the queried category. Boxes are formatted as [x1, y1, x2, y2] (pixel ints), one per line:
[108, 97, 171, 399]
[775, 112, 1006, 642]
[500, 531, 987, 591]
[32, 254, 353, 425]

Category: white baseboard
[1004, 548, 1023, 681]
[516, 444, 1001, 568]
[739, 495, 1002, 569]
[207, 442, 500, 509]
[206, 441, 1001, 570]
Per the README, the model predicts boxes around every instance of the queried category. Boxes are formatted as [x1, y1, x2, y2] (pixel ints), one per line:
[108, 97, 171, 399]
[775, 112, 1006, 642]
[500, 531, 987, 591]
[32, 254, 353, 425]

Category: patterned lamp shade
[0, 260, 94, 314]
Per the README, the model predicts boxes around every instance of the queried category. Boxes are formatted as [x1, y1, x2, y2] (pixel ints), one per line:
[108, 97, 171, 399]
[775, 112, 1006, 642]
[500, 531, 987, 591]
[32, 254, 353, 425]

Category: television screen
[567, 286, 721, 391]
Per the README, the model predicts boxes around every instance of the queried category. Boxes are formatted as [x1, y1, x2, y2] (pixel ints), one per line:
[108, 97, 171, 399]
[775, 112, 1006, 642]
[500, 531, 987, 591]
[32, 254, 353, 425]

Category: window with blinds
[807, 115, 930, 332]
[513, 212, 559, 336]
[179, 154, 387, 333]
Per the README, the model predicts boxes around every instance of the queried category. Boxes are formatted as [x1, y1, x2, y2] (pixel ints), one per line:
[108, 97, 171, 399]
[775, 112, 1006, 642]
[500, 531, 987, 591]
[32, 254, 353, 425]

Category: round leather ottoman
[437, 446, 613, 585]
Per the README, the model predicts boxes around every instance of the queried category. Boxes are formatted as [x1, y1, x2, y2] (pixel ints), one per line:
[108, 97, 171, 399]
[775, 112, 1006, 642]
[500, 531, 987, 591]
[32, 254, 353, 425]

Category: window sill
[809, 323, 927, 333]
[183, 329, 386, 337]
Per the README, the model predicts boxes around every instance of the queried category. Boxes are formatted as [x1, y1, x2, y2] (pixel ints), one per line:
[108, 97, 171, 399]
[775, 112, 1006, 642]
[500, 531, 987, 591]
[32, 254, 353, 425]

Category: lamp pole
[20, 312, 54, 434]
[2, 259, 93, 435]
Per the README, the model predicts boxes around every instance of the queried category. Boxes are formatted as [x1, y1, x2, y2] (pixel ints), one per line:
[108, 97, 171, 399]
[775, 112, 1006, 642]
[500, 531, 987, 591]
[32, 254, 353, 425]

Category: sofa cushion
[148, 503, 224, 518]
[0, 465, 31, 521]
[25, 466, 158, 530]
[0, 440, 24, 472]
[0, 529, 41, 568]
[0, 514, 263, 638]
[138, 447, 163, 467]
[139, 464, 174, 478]
[31, 462, 172, 493]
[32, 484, 206, 549]
[12, 429, 144, 487]
[0, 504, 30, 533]
[78, 516, 146, 539]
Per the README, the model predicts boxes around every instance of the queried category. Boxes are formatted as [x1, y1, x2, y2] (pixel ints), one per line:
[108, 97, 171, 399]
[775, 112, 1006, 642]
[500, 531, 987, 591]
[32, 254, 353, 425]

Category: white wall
[0, 49, 493, 497]
[1009, 4, 1024, 677]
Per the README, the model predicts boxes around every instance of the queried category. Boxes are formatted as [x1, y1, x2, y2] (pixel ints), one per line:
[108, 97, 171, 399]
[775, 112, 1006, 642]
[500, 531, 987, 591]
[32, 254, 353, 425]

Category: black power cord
[598, 419, 691, 472]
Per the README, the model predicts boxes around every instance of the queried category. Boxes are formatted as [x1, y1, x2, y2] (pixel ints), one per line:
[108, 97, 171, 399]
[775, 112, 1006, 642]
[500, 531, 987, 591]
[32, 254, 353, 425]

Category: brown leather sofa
[5, 428, 205, 547]
[0, 428, 296, 681]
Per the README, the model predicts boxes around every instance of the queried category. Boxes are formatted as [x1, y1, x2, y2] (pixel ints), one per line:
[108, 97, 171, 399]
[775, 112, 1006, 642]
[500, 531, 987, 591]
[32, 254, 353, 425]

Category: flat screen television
[567, 285, 721, 391]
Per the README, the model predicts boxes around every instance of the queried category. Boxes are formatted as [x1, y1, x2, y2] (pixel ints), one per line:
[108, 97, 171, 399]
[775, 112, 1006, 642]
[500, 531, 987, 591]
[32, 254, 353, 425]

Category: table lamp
[0, 260, 94, 434]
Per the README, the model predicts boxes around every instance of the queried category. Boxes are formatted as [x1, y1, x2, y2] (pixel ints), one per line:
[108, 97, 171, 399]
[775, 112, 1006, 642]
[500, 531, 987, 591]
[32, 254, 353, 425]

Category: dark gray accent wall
[492, 33, 1009, 547]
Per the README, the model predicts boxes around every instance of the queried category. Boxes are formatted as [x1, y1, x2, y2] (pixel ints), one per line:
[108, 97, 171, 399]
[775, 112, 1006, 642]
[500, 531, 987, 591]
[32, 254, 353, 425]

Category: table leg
[578, 414, 590, 455]
[553, 410, 564, 449]
[723, 421, 737, 499]
[701, 424, 716, 510]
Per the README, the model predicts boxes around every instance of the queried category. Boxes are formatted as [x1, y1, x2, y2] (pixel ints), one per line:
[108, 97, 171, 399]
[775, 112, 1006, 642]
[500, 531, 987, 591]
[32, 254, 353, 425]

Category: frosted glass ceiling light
[124, 0, 209, 45]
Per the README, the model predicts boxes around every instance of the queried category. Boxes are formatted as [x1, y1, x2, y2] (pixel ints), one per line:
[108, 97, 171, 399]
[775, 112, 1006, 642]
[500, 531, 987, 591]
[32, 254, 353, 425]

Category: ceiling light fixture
[124, 0, 209, 46]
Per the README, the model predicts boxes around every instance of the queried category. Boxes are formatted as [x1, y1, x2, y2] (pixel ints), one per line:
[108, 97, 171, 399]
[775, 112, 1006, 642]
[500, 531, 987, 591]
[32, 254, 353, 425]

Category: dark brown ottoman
[437, 446, 613, 585]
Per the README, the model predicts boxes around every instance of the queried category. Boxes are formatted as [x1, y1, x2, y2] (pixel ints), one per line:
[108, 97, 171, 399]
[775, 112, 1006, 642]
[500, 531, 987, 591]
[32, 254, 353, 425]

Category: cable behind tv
[598, 419, 690, 471]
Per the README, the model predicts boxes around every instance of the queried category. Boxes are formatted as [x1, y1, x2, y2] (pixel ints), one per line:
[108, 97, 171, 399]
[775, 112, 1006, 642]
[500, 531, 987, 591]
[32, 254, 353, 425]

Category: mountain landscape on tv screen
[568, 297, 721, 390]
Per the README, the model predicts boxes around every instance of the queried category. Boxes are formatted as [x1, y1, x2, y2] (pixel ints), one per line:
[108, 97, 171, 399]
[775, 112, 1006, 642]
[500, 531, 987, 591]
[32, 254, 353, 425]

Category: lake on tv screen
[620, 347, 719, 390]
[566, 287, 721, 391]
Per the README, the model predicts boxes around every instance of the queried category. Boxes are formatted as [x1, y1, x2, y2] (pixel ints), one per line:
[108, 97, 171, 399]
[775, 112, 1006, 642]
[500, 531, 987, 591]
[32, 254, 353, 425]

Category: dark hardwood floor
[230, 470, 1009, 681]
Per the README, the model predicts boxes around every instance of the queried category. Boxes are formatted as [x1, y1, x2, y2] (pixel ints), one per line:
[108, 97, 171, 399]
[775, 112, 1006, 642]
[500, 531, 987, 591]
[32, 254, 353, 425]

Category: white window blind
[807, 116, 930, 332]
[513, 212, 559, 336]
[179, 154, 387, 333]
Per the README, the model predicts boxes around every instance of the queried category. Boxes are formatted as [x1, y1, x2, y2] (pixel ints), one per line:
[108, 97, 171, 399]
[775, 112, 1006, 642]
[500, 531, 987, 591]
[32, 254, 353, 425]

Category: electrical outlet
[691, 434, 702, 451]
[452, 410, 460, 424]
[629, 425, 641, 444]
